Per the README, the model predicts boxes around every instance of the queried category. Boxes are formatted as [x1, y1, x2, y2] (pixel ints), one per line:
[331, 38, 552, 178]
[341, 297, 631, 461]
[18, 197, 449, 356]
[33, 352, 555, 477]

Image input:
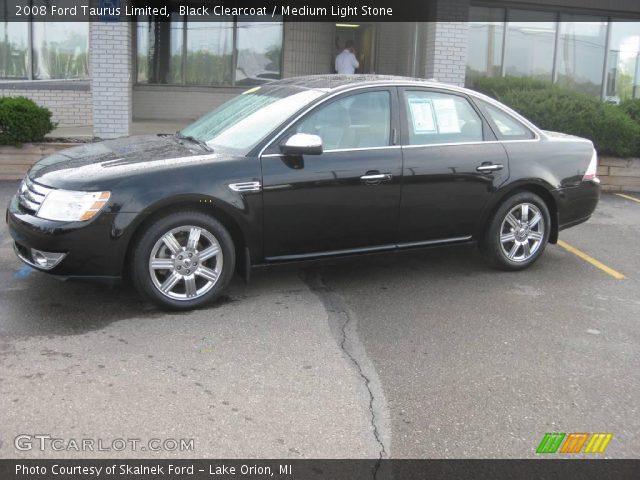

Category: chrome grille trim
[17, 177, 53, 213]
[26, 177, 51, 196]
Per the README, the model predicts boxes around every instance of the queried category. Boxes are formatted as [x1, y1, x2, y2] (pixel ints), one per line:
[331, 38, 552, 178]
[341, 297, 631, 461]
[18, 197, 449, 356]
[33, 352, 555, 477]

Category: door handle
[360, 172, 393, 184]
[476, 163, 503, 173]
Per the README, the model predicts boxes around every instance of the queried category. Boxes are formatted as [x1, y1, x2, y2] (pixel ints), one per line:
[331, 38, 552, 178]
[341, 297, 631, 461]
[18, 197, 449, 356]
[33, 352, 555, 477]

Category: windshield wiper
[175, 132, 213, 152]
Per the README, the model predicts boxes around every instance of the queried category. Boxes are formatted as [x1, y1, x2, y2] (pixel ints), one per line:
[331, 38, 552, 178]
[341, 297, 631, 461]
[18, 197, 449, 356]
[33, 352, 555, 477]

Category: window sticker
[408, 97, 437, 134]
[432, 98, 461, 134]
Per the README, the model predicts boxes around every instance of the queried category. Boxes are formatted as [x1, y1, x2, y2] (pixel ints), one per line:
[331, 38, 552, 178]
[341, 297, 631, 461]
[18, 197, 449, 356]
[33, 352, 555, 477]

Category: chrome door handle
[476, 163, 503, 172]
[360, 173, 392, 181]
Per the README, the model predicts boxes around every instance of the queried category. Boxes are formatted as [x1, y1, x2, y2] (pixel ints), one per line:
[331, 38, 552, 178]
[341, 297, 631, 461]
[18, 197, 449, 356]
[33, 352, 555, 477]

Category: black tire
[131, 211, 235, 310]
[481, 191, 550, 271]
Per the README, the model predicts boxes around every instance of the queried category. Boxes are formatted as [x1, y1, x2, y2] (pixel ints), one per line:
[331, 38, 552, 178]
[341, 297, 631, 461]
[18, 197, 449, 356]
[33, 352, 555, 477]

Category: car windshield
[180, 85, 325, 154]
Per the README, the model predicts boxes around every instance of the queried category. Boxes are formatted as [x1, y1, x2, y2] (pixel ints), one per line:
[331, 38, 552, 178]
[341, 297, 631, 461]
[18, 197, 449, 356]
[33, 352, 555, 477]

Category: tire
[481, 191, 550, 271]
[131, 211, 235, 310]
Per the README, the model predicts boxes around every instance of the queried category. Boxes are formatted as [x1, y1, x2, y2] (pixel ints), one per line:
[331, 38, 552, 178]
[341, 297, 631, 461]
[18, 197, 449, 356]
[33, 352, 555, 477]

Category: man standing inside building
[335, 40, 359, 74]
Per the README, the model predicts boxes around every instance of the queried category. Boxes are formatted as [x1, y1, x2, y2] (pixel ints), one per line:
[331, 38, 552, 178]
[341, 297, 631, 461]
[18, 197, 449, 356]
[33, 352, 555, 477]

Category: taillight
[583, 149, 598, 182]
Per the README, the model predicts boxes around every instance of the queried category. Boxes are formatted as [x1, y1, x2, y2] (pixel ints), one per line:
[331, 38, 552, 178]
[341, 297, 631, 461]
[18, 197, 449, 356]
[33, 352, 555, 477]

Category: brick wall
[598, 157, 640, 192]
[0, 86, 91, 127]
[90, 22, 132, 138]
[133, 86, 243, 121]
[423, 0, 470, 86]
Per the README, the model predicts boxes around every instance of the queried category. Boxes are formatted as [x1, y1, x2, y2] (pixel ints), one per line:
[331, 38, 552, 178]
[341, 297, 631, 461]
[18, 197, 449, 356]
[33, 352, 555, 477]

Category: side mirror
[280, 133, 323, 155]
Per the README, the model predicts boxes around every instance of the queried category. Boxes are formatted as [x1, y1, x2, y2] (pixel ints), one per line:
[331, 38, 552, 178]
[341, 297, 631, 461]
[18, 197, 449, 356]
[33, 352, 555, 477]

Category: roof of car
[272, 74, 449, 92]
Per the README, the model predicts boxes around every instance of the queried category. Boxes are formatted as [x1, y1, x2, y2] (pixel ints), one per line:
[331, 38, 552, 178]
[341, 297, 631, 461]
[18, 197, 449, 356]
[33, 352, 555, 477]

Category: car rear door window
[479, 102, 535, 140]
[296, 91, 391, 150]
[403, 91, 484, 146]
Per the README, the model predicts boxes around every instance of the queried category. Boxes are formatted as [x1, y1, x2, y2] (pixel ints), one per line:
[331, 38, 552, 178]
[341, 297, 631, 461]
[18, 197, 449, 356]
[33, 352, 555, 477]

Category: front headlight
[37, 190, 111, 222]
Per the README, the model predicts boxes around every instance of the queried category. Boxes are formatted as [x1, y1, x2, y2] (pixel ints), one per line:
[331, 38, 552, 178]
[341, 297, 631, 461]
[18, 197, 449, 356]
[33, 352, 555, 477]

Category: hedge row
[0, 96, 56, 146]
[472, 77, 640, 158]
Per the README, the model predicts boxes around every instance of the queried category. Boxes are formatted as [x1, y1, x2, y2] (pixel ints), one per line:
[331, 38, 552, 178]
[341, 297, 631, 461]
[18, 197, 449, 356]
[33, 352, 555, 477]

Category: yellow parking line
[557, 240, 626, 280]
[615, 193, 640, 203]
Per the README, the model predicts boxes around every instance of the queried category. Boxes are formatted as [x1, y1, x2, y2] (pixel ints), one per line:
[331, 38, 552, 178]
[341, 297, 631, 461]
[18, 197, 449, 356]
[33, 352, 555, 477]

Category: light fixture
[336, 23, 360, 28]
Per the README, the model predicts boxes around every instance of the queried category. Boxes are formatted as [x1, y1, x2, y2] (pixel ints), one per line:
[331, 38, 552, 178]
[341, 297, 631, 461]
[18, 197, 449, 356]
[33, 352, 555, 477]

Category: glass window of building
[137, 17, 283, 86]
[605, 20, 640, 101]
[0, 20, 88, 80]
[503, 10, 556, 81]
[235, 21, 283, 86]
[185, 19, 233, 85]
[466, 6, 505, 87]
[32, 22, 89, 80]
[0, 22, 28, 79]
[555, 15, 608, 96]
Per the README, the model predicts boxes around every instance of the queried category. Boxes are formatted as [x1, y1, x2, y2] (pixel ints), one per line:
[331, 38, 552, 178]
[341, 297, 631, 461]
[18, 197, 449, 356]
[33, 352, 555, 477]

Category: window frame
[134, 17, 284, 87]
[399, 87, 495, 148]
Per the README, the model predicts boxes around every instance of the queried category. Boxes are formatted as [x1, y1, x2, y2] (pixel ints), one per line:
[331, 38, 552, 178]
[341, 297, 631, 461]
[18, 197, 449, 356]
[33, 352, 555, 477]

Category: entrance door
[334, 23, 376, 73]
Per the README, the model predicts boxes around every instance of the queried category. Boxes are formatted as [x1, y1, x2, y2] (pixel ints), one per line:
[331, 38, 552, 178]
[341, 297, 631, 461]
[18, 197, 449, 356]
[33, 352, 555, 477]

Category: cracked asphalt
[1, 180, 639, 458]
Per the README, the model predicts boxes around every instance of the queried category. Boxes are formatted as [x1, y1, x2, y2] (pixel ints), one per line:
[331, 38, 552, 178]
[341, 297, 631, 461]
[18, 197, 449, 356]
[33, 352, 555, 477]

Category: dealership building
[1, 0, 639, 138]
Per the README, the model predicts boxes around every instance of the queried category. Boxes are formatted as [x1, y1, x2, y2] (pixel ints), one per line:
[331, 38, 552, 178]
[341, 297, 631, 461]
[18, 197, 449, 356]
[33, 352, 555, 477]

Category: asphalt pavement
[0, 180, 638, 458]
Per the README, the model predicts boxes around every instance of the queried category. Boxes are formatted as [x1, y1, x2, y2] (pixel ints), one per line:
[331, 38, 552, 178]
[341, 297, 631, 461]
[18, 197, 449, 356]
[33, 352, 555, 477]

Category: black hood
[29, 135, 220, 190]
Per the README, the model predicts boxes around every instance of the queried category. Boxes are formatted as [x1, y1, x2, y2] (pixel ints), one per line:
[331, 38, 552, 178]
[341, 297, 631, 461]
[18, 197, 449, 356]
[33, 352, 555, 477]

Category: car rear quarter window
[478, 101, 535, 140]
[403, 91, 484, 146]
[295, 91, 391, 150]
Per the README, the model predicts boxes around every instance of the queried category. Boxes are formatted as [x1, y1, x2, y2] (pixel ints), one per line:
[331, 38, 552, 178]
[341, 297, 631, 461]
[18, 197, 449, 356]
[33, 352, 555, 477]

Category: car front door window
[296, 91, 391, 150]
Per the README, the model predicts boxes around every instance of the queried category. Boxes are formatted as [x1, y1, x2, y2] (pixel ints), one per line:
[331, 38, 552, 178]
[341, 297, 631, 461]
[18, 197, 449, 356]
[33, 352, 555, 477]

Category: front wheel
[131, 211, 235, 310]
[481, 192, 550, 271]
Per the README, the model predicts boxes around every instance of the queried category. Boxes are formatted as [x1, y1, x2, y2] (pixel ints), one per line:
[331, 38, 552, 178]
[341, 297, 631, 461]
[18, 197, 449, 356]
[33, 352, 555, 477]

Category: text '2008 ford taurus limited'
[7, 75, 600, 310]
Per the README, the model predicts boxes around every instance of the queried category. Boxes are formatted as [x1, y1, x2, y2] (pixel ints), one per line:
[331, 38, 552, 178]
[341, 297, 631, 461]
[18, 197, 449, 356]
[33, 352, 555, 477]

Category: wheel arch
[121, 197, 250, 281]
[478, 182, 559, 244]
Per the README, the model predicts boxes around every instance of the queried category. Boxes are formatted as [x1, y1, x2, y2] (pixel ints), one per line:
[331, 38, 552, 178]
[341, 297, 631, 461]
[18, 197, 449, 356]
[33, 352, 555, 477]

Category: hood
[29, 135, 219, 189]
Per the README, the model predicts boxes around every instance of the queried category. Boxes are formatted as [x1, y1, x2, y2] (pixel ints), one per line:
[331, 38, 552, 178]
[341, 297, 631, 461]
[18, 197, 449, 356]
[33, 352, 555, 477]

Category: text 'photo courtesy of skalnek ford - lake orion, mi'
[0, 1, 639, 479]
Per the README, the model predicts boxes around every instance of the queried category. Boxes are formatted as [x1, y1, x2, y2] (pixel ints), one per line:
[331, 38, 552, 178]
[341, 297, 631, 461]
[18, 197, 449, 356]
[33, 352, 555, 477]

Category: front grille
[17, 176, 53, 214]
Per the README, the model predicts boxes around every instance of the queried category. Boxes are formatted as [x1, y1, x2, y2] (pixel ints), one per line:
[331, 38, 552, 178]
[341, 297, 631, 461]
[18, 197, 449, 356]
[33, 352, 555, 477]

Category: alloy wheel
[498, 203, 545, 262]
[148, 225, 223, 300]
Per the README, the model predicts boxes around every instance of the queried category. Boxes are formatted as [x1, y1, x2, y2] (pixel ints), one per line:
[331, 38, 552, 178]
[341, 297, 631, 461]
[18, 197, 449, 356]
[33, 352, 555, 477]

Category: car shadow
[2, 243, 525, 338]
[0, 270, 238, 338]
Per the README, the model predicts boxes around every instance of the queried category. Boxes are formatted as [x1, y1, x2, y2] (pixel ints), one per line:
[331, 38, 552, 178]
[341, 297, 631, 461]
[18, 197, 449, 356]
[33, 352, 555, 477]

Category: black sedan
[6, 75, 600, 310]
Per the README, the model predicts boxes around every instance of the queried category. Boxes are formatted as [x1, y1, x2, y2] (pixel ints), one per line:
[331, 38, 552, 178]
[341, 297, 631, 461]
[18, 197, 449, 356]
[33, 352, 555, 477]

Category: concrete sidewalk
[48, 120, 191, 139]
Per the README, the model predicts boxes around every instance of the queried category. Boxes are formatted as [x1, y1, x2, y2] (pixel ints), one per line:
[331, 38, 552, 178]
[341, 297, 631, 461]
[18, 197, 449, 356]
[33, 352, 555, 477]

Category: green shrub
[473, 76, 551, 98]
[619, 98, 640, 124]
[500, 89, 640, 157]
[470, 76, 640, 157]
[0, 96, 56, 146]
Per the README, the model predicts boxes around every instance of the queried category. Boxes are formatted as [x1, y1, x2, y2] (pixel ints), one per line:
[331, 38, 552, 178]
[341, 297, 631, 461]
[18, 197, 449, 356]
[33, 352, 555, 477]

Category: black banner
[1, 459, 640, 480]
[2, 0, 640, 22]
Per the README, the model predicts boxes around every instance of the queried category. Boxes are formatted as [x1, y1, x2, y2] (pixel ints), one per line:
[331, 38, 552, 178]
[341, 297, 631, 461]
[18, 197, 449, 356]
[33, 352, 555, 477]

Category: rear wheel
[481, 192, 550, 271]
[131, 211, 235, 310]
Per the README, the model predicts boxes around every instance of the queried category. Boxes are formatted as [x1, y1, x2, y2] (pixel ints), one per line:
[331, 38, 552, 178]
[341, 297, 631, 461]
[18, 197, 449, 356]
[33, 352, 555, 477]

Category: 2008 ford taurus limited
[6, 75, 600, 310]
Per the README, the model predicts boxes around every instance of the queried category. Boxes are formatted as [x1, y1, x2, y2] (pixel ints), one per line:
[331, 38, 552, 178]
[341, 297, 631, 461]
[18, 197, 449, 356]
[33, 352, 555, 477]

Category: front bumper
[13, 242, 67, 270]
[6, 194, 127, 278]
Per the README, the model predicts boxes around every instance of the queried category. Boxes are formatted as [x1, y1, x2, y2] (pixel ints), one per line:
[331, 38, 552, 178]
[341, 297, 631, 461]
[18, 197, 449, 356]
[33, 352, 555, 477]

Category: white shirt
[335, 49, 359, 74]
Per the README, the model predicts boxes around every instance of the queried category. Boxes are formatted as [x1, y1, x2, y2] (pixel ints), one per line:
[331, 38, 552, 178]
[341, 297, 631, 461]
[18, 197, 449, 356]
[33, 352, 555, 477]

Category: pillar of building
[422, 0, 470, 86]
[90, 21, 132, 139]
